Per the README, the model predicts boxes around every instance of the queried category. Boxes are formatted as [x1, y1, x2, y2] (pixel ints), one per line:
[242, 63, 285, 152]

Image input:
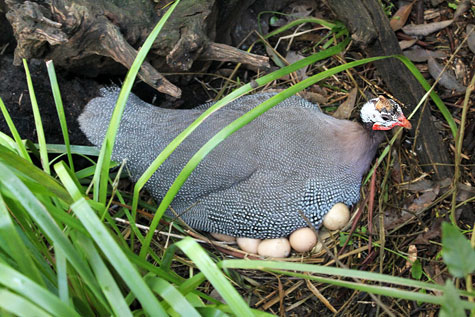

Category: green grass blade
[0, 132, 19, 154]
[0, 288, 51, 317]
[176, 237, 254, 317]
[22, 59, 50, 174]
[54, 160, 85, 201]
[0, 145, 72, 203]
[54, 244, 68, 303]
[68, 197, 167, 315]
[0, 98, 31, 162]
[45, 144, 100, 156]
[74, 232, 133, 317]
[221, 260, 446, 292]
[125, 249, 184, 284]
[195, 307, 230, 317]
[57, 161, 166, 315]
[0, 162, 108, 311]
[0, 194, 45, 286]
[54, 161, 134, 247]
[42, 199, 88, 234]
[0, 263, 80, 316]
[271, 269, 450, 307]
[11, 225, 58, 286]
[147, 276, 201, 317]
[93, 0, 181, 203]
[178, 273, 207, 295]
[212, 304, 283, 317]
[46, 60, 75, 172]
[75, 164, 101, 179]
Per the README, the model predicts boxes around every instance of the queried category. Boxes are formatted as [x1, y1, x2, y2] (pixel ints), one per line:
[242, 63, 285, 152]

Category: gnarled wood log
[4, 0, 270, 98]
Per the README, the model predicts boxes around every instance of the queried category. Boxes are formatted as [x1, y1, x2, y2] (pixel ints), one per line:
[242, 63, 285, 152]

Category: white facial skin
[360, 97, 406, 130]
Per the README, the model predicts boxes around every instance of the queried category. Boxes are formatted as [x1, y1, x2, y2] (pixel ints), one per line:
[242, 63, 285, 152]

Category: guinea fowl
[79, 89, 411, 239]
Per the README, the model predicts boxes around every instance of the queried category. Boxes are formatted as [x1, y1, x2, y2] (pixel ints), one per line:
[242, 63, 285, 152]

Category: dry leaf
[405, 244, 418, 268]
[413, 220, 442, 245]
[403, 47, 446, 62]
[390, 1, 415, 31]
[301, 91, 327, 105]
[407, 189, 439, 212]
[271, 1, 315, 27]
[285, 51, 308, 81]
[402, 20, 453, 36]
[384, 209, 413, 230]
[433, 265, 445, 292]
[290, 2, 315, 18]
[456, 183, 475, 202]
[454, 59, 466, 81]
[333, 88, 357, 119]
[428, 57, 466, 92]
[467, 24, 475, 54]
[399, 38, 417, 50]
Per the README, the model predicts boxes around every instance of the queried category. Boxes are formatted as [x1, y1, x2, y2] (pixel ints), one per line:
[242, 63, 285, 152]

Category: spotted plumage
[79, 88, 410, 238]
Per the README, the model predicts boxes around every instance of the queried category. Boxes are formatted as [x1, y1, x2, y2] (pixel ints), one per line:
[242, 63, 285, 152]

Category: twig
[113, 217, 231, 245]
[261, 280, 304, 310]
[450, 73, 475, 224]
[367, 161, 378, 256]
[305, 276, 337, 313]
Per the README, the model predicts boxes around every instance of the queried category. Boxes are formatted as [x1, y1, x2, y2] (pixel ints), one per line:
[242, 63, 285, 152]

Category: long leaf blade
[176, 238, 253, 316]
[0, 263, 80, 316]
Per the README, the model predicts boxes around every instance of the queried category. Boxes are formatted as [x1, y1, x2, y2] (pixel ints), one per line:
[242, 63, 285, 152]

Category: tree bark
[327, 0, 453, 180]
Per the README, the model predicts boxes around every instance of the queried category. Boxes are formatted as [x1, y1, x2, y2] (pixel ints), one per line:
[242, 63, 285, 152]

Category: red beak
[397, 115, 412, 129]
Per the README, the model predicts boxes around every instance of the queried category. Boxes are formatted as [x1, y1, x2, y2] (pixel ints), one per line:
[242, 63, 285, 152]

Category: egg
[289, 227, 318, 252]
[236, 237, 261, 254]
[211, 232, 236, 242]
[257, 238, 291, 258]
[323, 203, 350, 230]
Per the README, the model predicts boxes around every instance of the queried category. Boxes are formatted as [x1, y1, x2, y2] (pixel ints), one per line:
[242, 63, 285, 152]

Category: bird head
[360, 96, 412, 131]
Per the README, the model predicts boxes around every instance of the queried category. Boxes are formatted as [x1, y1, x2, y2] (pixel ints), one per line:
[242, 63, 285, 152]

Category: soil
[0, 55, 98, 145]
[0, 53, 216, 146]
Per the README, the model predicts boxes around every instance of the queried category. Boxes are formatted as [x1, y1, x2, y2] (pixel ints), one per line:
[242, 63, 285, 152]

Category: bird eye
[381, 114, 391, 121]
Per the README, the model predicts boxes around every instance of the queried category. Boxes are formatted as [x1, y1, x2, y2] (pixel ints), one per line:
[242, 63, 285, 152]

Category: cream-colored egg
[323, 203, 350, 230]
[237, 237, 261, 254]
[289, 227, 318, 252]
[211, 232, 236, 242]
[257, 238, 291, 258]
